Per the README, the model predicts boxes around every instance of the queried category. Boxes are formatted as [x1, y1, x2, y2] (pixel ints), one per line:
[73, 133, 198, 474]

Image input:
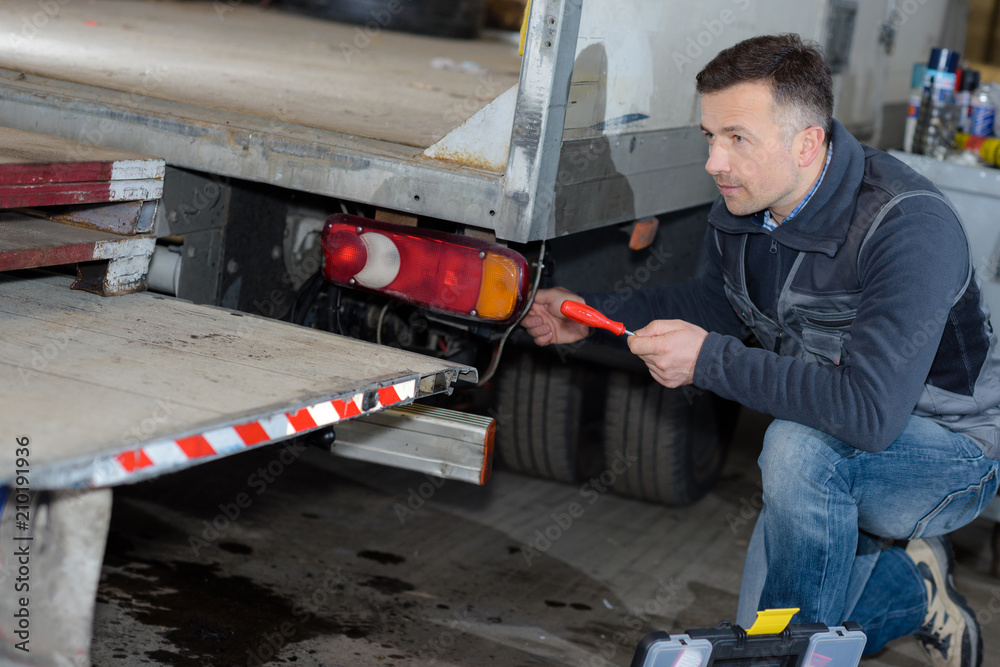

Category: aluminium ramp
[0, 272, 476, 490]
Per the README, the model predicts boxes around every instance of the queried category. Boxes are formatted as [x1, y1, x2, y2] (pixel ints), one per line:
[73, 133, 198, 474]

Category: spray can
[913, 47, 961, 157]
[969, 82, 996, 138]
[956, 69, 979, 133]
[923, 47, 960, 104]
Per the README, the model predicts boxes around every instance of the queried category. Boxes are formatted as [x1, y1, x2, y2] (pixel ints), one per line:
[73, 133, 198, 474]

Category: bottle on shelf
[912, 47, 961, 159]
[956, 69, 980, 134]
[969, 81, 996, 138]
[903, 63, 927, 152]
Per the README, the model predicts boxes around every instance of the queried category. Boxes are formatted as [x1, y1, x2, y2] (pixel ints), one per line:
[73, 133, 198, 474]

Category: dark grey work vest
[716, 190, 969, 368]
[710, 150, 1000, 458]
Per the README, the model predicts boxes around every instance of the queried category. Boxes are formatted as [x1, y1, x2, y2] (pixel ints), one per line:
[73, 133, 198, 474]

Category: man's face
[700, 81, 802, 218]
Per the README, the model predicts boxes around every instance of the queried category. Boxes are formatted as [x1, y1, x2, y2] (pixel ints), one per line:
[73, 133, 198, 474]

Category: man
[523, 34, 1000, 667]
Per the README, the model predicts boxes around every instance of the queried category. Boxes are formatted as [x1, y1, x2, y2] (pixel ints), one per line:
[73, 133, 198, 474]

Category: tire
[280, 0, 486, 39]
[493, 348, 584, 483]
[602, 371, 735, 506]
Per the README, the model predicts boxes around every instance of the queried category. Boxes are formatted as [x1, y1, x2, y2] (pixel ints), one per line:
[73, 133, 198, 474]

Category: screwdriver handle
[560, 300, 627, 336]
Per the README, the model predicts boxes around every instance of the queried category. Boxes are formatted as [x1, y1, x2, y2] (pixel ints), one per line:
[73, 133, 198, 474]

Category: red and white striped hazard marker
[91, 378, 417, 486]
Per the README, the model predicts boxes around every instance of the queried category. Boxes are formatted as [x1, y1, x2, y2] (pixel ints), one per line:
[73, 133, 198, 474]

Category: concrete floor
[90, 409, 1000, 666]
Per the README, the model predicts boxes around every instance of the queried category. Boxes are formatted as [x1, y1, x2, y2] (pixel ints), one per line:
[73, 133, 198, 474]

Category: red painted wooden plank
[0, 181, 114, 208]
[0, 126, 162, 185]
[0, 241, 96, 272]
[0, 214, 135, 272]
[0, 161, 114, 187]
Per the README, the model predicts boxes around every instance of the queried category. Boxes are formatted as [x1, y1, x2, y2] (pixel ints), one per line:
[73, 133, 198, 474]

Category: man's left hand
[627, 320, 708, 388]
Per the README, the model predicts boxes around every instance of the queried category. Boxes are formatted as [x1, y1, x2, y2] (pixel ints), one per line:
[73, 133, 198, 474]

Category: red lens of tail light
[321, 214, 529, 322]
[324, 230, 367, 282]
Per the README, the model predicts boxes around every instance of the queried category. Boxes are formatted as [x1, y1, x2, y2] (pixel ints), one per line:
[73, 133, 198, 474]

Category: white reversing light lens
[354, 233, 401, 289]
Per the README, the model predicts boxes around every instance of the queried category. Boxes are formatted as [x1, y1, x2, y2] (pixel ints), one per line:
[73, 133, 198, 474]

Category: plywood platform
[0, 272, 474, 489]
[0, 0, 522, 149]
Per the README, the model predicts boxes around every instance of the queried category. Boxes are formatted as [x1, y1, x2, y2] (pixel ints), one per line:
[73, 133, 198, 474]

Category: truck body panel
[0, 0, 830, 243]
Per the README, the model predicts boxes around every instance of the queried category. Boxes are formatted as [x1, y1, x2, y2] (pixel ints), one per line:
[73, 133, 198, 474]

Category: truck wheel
[603, 371, 734, 506]
[494, 348, 584, 483]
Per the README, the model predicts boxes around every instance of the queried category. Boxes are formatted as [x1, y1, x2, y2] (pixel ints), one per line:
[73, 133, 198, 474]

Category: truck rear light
[355, 232, 400, 289]
[321, 214, 529, 322]
[324, 230, 367, 279]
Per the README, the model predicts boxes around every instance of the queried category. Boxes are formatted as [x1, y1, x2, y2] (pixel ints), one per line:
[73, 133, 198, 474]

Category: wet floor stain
[544, 600, 593, 611]
[218, 541, 253, 555]
[94, 451, 642, 666]
[359, 575, 415, 595]
[98, 548, 365, 665]
[357, 549, 406, 565]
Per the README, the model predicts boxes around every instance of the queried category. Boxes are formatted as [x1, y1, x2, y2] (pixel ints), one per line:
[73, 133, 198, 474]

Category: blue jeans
[736, 416, 999, 652]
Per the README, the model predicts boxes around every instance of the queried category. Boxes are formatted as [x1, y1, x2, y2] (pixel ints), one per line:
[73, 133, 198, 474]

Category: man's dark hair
[696, 34, 834, 142]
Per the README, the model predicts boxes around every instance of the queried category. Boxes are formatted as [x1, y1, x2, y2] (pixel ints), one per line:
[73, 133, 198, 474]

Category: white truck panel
[565, 0, 830, 139]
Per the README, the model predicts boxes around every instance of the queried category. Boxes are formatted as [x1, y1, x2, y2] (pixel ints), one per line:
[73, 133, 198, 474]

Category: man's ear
[798, 126, 826, 167]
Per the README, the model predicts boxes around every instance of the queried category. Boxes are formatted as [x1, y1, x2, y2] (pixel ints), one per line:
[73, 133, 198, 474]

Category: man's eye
[734, 135, 746, 144]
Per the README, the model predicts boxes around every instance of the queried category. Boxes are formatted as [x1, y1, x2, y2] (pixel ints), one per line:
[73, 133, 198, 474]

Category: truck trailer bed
[0, 1, 522, 150]
[0, 269, 477, 665]
[0, 272, 475, 489]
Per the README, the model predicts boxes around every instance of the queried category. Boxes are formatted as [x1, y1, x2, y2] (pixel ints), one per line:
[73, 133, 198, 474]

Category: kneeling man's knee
[759, 419, 843, 495]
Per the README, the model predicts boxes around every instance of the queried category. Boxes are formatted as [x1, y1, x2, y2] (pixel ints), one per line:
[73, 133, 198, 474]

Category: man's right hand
[521, 287, 590, 346]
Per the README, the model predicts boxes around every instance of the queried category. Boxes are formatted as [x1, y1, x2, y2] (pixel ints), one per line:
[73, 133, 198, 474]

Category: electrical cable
[334, 286, 344, 335]
[476, 240, 545, 387]
[375, 301, 391, 346]
[289, 270, 323, 325]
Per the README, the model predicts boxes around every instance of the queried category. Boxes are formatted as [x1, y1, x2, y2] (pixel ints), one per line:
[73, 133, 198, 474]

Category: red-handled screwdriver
[560, 301, 635, 337]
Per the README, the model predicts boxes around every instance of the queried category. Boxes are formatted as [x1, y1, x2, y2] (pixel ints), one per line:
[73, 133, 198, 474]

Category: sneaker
[906, 536, 981, 667]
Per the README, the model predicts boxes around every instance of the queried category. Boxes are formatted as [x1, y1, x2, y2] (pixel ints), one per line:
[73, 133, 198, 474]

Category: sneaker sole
[910, 537, 982, 667]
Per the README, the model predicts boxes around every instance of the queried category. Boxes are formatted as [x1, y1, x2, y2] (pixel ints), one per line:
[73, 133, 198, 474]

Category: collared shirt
[761, 141, 834, 232]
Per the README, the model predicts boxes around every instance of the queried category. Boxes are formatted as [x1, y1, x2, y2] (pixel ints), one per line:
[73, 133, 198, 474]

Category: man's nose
[705, 144, 729, 175]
